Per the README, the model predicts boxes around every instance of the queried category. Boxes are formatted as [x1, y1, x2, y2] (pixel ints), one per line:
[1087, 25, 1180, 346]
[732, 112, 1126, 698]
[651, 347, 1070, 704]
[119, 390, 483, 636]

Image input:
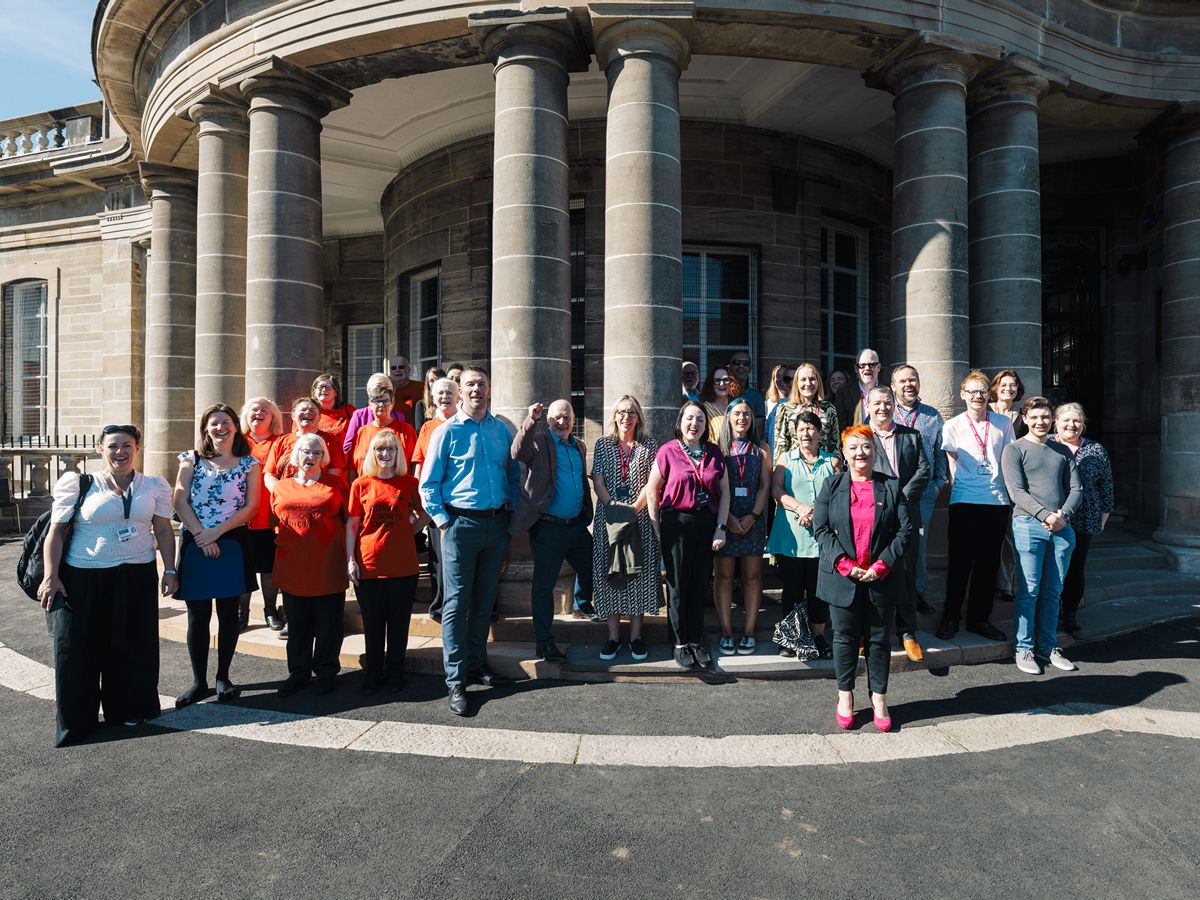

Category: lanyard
[107, 473, 133, 519]
[897, 404, 919, 429]
[730, 440, 751, 485]
[679, 440, 706, 486]
[617, 441, 633, 484]
[965, 415, 991, 461]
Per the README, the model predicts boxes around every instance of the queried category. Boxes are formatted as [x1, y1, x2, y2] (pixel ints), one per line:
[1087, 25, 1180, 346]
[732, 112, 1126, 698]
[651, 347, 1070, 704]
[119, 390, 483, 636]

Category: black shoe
[536, 641, 567, 663]
[266, 613, 285, 631]
[429, 611, 442, 624]
[386, 672, 407, 694]
[361, 673, 381, 696]
[448, 685, 468, 716]
[278, 624, 288, 640]
[966, 621, 1007, 641]
[935, 617, 959, 640]
[915, 595, 935, 614]
[276, 676, 308, 697]
[175, 682, 214, 709]
[690, 642, 713, 670]
[467, 667, 513, 687]
[674, 645, 697, 669]
[315, 678, 337, 696]
[813, 633, 832, 659]
[215, 678, 241, 701]
[777, 644, 796, 658]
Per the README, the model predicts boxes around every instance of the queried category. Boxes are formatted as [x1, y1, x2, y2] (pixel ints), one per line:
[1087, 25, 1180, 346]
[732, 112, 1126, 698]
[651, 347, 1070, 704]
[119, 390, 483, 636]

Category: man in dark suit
[867, 385, 930, 661]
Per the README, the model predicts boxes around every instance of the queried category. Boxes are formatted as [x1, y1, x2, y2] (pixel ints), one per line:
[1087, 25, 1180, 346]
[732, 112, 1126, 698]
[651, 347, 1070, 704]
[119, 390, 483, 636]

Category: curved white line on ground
[2, 646, 1198, 766]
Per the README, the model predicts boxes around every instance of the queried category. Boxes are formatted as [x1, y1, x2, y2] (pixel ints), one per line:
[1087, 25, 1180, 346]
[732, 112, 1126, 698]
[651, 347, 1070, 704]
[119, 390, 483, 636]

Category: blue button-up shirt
[419, 408, 521, 527]
[545, 432, 584, 520]
[895, 399, 948, 496]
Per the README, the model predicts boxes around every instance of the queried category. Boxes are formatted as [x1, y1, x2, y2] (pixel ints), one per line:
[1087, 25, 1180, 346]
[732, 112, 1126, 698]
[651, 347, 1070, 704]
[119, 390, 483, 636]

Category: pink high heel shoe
[871, 695, 893, 732]
[835, 702, 854, 730]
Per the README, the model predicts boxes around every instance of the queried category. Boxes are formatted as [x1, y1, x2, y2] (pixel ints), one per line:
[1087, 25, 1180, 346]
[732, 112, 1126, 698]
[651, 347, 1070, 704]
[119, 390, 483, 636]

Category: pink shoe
[835, 706, 854, 730]
[872, 711, 893, 732]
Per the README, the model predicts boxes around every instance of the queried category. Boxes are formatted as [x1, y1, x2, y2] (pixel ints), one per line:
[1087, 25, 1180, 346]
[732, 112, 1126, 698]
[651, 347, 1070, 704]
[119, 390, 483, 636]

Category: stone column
[594, 7, 693, 442]
[470, 10, 586, 426]
[867, 32, 1000, 415]
[1153, 105, 1200, 569]
[968, 56, 1065, 394]
[186, 92, 249, 414]
[139, 162, 197, 481]
[236, 59, 350, 409]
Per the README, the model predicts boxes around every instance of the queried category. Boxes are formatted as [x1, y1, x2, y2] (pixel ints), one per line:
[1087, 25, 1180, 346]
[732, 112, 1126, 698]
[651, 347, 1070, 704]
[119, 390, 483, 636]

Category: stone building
[0, 1, 1197, 568]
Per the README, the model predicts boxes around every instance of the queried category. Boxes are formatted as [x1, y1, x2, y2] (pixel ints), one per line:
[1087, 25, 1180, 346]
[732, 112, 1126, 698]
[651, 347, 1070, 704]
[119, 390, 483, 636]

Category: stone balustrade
[0, 106, 103, 160]
[0, 436, 96, 502]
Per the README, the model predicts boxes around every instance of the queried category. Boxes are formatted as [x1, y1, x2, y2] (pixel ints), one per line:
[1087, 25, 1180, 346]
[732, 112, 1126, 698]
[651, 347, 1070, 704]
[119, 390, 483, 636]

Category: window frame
[819, 220, 870, 378]
[1, 278, 49, 440]
[345, 323, 384, 409]
[681, 244, 759, 387]
[407, 265, 441, 378]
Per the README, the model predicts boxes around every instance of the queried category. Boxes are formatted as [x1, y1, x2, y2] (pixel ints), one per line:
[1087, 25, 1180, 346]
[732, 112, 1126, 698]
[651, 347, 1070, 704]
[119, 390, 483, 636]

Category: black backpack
[16, 473, 92, 601]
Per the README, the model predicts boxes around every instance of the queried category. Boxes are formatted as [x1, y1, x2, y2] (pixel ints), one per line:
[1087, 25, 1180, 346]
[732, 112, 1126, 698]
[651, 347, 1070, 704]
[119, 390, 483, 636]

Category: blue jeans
[1011, 515, 1075, 655]
[440, 512, 510, 688]
[914, 489, 937, 594]
[529, 519, 594, 645]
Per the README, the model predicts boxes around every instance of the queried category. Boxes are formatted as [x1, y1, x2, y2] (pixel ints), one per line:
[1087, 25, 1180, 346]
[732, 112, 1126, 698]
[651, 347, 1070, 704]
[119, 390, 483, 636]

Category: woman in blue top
[172, 404, 261, 707]
[767, 410, 840, 657]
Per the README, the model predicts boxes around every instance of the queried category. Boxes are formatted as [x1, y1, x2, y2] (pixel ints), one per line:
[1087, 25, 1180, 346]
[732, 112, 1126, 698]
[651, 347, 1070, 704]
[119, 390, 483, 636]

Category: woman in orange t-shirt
[313, 372, 354, 459]
[346, 430, 429, 695]
[350, 387, 417, 476]
[272, 432, 349, 697]
[240, 397, 285, 631]
[265, 397, 347, 487]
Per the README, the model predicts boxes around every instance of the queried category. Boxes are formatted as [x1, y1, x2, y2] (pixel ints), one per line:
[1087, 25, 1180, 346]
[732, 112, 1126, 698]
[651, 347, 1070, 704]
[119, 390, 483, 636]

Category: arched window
[2, 279, 48, 439]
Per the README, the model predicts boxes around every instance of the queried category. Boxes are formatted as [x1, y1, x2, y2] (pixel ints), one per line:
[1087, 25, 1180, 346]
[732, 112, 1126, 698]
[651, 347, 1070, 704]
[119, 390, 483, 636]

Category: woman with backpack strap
[37, 424, 176, 747]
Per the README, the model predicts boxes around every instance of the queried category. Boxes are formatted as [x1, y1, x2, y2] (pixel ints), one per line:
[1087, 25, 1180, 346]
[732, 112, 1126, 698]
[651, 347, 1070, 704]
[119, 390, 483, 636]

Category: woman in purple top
[647, 402, 731, 671]
[342, 373, 405, 454]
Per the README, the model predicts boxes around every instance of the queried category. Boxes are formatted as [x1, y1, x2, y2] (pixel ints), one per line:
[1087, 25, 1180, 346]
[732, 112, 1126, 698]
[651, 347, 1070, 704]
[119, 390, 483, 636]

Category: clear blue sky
[0, 0, 102, 120]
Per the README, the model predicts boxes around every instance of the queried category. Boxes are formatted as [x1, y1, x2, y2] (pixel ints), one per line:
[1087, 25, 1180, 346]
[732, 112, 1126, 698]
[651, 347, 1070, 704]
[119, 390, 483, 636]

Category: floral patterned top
[773, 399, 841, 457]
[178, 452, 258, 532]
[1050, 437, 1114, 535]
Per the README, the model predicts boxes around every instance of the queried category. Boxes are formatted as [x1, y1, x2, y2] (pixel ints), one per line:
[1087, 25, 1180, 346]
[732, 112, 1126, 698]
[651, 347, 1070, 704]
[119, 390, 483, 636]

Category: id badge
[734, 486, 749, 498]
[977, 462, 992, 475]
[116, 524, 139, 543]
[696, 489, 709, 507]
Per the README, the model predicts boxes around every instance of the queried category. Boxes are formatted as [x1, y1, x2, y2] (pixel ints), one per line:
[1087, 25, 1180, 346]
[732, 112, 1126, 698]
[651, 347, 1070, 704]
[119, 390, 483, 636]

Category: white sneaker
[1048, 648, 1077, 671]
[1015, 649, 1043, 675]
[718, 635, 737, 656]
[737, 635, 756, 655]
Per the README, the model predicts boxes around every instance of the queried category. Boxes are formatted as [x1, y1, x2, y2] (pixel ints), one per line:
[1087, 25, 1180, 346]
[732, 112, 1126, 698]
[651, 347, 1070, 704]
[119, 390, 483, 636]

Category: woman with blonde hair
[774, 361, 841, 457]
[346, 430, 429, 694]
[590, 395, 661, 660]
[240, 397, 285, 631]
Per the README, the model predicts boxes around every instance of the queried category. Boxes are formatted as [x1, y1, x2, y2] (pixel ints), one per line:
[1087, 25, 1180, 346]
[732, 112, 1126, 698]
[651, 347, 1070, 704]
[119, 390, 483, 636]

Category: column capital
[1138, 100, 1200, 152]
[138, 161, 196, 201]
[865, 30, 1002, 95]
[177, 85, 249, 137]
[590, 2, 694, 72]
[970, 54, 1068, 109]
[469, 8, 589, 73]
[223, 56, 352, 120]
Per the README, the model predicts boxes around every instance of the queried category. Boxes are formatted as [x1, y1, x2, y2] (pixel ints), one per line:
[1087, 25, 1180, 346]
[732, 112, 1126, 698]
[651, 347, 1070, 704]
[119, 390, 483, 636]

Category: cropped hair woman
[774, 361, 841, 458]
[240, 397, 285, 631]
[172, 404, 260, 707]
[647, 401, 731, 671]
[349, 387, 417, 475]
[343, 372, 402, 452]
[815, 424, 911, 732]
[265, 397, 327, 488]
[311, 374, 350, 481]
[272, 433, 349, 697]
[39, 425, 175, 746]
[591, 395, 661, 660]
[347, 430, 429, 695]
[767, 410, 840, 659]
[713, 397, 770, 655]
[1051, 402, 1114, 636]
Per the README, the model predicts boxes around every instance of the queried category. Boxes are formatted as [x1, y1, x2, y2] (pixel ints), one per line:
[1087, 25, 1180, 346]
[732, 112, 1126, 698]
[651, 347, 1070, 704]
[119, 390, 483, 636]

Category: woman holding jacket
[815, 424, 911, 732]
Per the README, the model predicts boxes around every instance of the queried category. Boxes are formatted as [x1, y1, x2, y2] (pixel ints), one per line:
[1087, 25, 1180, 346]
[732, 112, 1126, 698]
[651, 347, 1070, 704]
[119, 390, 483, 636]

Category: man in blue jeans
[510, 400, 595, 664]
[419, 366, 521, 716]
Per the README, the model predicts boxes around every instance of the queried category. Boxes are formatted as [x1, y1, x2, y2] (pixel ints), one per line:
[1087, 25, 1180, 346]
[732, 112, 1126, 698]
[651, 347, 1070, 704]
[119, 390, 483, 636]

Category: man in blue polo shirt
[510, 400, 595, 664]
[420, 366, 521, 716]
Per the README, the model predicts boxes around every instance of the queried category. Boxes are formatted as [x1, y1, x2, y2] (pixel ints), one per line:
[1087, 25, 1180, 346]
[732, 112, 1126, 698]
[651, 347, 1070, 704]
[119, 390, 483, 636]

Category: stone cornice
[469, 8, 590, 73]
[970, 53, 1070, 108]
[223, 56, 353, 118]
[175, 84, 250, 135]
[138, 160, 196, 199]
[865, 30, 1003, 94]
[591, 2, 695, 71]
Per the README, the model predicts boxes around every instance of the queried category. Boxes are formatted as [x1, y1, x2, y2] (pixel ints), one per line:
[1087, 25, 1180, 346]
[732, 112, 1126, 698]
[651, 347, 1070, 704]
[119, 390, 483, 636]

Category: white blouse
[51, 471, 173, 568]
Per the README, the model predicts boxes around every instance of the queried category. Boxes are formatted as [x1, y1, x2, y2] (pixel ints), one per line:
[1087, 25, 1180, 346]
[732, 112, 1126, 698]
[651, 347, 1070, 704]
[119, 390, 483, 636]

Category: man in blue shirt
[510, 400, 595, 664]
[420, 366, 521, 716]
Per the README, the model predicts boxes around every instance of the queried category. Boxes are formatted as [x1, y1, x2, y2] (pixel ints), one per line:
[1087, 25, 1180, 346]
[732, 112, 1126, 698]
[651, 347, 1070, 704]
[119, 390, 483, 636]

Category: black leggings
[186, 597, 240, 685]
[1059, 531, 1092, 619]
[828, 585, 892, 694]
[776, 555, 827, 625]
[660, 508, 715, 646]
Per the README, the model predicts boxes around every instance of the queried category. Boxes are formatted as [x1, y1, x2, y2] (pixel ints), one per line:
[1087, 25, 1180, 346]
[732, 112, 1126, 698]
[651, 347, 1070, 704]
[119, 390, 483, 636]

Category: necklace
[679, 439, 704, 461]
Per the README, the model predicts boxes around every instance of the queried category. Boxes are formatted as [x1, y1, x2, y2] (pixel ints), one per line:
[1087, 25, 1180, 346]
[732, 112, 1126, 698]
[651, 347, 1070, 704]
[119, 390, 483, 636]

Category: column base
[1151, 530, 1200, 573]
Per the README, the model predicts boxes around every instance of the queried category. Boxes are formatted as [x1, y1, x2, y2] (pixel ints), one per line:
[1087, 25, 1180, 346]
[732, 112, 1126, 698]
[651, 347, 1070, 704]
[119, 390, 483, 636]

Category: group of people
[35, 344, 1113, 745]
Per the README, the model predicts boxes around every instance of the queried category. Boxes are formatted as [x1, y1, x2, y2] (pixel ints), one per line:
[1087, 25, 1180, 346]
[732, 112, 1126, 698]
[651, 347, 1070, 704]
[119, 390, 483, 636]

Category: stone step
[1084, 541, 1168, 572]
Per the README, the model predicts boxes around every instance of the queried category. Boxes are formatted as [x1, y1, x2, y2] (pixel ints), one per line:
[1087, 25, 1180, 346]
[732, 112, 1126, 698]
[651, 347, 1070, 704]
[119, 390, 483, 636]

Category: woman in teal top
[768, 410, 839, 657]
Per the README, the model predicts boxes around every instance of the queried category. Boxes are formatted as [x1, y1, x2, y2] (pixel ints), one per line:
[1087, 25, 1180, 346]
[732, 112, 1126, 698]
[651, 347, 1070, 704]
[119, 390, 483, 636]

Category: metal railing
[0, 435, 97, 500]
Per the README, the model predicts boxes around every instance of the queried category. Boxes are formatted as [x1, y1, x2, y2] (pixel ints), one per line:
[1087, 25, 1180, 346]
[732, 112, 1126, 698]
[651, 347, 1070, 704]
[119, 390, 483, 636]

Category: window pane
[682, 300, 700, 345]
[833, 313, 856, 357]
[420, 280, 438, 320]
[706, 254, 749, 300]
[683, 253, 701, 297]
[3, 280, 47, 439]
[835, 232, 857, 270]
[714, 301, 749, 346]
[820, 227, 828, 264]
[833, 271, 857, 314]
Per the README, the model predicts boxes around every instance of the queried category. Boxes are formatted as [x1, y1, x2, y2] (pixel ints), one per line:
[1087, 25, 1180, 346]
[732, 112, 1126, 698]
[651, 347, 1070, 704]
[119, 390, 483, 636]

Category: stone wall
[322, 233, 386, 389]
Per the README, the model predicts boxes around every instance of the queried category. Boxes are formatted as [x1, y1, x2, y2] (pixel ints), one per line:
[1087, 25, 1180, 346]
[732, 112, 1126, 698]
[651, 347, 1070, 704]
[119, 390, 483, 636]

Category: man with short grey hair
[836, 347, 881, 428]
[387, 354, 423, 424]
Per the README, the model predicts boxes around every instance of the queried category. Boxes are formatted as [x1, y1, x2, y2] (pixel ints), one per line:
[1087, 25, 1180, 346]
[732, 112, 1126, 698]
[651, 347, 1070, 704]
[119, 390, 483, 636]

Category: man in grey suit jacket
[867, 386, 930, 661]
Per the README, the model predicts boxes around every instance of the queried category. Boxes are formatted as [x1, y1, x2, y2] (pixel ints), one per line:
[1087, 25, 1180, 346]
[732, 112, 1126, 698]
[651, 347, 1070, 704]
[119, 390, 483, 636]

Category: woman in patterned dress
[1052, 402, 1115, 636]
[591, 396, 661, 661]
[713, 397, 770, 655]
[172, 404, 261, 707]
[773, 361, 841, 459]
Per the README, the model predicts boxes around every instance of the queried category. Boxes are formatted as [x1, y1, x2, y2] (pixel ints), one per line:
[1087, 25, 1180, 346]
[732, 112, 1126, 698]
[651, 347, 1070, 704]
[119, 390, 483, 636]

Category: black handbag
[16, 472, 92, 601]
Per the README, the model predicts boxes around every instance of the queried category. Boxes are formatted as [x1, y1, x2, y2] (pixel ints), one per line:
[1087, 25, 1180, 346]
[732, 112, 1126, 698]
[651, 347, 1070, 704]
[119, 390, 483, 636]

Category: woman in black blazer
[815, 424, 912, 732]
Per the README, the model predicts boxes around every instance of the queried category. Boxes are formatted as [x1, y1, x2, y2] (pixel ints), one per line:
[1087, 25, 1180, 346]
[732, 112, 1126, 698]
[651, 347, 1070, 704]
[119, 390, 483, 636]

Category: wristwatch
[163, 569, 177, 576]
[716, 523, 727, 531]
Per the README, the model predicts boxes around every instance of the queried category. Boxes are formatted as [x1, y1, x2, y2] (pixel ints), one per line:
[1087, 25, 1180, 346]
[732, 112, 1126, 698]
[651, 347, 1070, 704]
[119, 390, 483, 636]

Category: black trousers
[426, 524, 444, 617]
[1060, 531, 1093, 619]
[776, 555, 827, 625]
[51, 562, 161, 747]
[356, 575, 417, 676]
[282, 592, 345, 682]
[828, 584, 892, 694]
[895, 501, 921, 634]
[660, 508, 715, 646]
[944, 503, 1011, 625]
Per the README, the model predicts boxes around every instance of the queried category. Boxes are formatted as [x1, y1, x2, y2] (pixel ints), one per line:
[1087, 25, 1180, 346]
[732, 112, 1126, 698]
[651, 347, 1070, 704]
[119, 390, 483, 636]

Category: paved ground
[2, 533, 1199, 898]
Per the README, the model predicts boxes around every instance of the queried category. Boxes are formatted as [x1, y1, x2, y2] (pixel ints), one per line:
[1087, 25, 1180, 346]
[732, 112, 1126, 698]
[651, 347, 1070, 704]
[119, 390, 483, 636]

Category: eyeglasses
[314, 384, 335, 392]
[857, 362, 880, 370]
[729, 360, 750, 367]
[714, 377, 733, 384]
[101, 424, 141, 441]
[615, 410, 638, 417]
[964, 389, 989, 396]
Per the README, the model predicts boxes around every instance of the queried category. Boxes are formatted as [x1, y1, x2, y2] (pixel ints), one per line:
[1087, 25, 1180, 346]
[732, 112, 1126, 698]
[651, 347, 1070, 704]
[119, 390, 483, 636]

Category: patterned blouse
[179, 452, 258, 532]
[773, 399, 841, 457]
[1051, 437, 1114, 535]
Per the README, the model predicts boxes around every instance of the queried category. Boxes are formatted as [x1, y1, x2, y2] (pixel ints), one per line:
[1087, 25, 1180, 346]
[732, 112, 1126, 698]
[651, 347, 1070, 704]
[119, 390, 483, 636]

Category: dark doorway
[1042, 228, 1104, 438]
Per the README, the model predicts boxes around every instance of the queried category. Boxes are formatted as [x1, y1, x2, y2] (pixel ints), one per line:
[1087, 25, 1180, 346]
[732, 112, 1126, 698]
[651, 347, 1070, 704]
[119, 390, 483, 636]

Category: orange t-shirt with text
[271, 476, 349, 597]
[351, 420, 417, 474]
[348, 475, 422, 578]
[266, 431, 348, 481]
